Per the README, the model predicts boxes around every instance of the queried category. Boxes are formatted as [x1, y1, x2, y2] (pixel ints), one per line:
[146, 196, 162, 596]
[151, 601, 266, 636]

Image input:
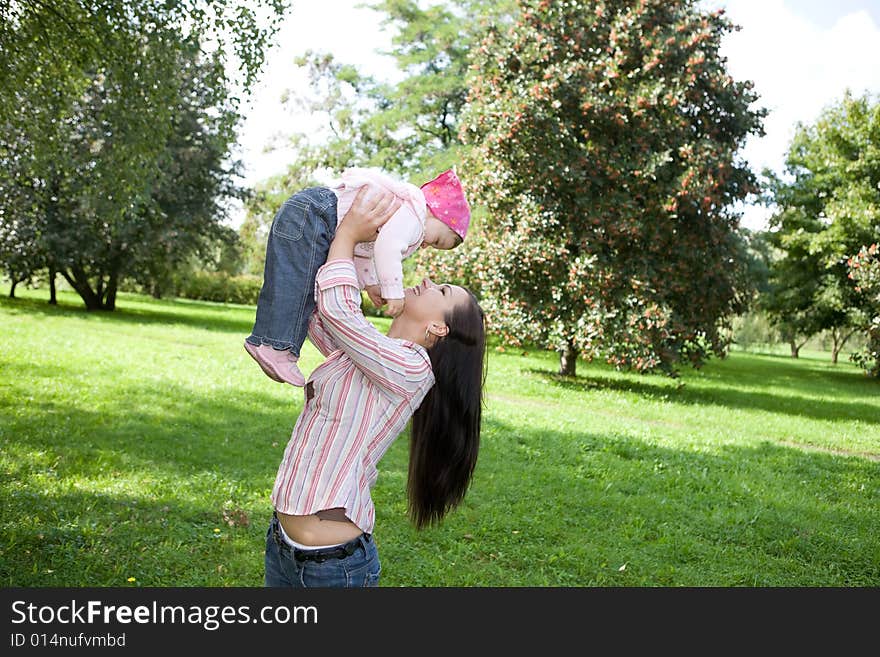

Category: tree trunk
[831, 328, 855, 365]
[790, 336, 809, 358]
[62, 266, 104, 310]
[105, 270, 118, 311]
[9, 280, 16, 298]
[62, 264, 118, 310]
[559, 340, 578, 376]
[48, 267, 57, 305]
[104, 281, 116, 310]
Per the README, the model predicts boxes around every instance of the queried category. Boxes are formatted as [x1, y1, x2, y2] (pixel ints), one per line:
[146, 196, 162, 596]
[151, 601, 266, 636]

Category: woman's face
[395, 277, 470, 329]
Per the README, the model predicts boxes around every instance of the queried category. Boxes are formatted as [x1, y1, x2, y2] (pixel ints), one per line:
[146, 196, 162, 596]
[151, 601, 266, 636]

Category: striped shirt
[270, 259, 435, 534]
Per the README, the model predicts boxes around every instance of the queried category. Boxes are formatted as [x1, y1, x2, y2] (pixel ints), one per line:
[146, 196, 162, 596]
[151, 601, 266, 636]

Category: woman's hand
[384, 298, 405, 318]
[337, 185, 401, 243]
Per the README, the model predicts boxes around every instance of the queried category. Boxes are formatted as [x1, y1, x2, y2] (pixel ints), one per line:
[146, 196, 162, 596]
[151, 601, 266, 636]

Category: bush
[730, 312, 780, 351]
[172, 270, 393, 318]
[848, 244, 880, 377]
[175, 271, 263, 305]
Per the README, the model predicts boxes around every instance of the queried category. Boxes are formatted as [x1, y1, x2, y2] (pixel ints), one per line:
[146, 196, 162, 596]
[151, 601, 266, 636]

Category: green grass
[1, 288, 878, 586]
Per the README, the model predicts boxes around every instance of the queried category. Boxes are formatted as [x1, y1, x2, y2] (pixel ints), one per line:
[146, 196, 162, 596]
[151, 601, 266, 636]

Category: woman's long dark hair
[408, 289, 487, 529]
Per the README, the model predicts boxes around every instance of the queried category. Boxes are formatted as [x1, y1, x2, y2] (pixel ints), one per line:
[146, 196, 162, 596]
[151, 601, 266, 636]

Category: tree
[364, 0, 516, 176]
[764, 91, 880, 363]
[240, 0, 515, 275]
[0, 2, 86, 299]
[0, 1, 287, 96]
[0, 205, 43, 298]
[761, 218, 824, 358]
[459, 0, 765, 376]
[847, 244, 880, 377]
[0, 0, 288, 309]
[125, 50, 245, 300]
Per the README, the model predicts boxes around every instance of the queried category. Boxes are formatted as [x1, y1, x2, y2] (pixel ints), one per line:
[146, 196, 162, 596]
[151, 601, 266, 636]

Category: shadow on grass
[1, 293, 254, 335]
[3, 381, 296, 479]
[689, 349, 872, 387]
[1, 487, 270, 586]
[1, 376, 294, 585]
[389, 413, 880, 585]
[2, 293, 391, 339]
[3, 381, 880, 585]
[525, 364, 879, 426]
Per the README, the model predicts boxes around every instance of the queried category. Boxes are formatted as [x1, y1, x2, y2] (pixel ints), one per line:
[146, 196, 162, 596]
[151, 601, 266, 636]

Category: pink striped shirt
[270, 259, 435, 534]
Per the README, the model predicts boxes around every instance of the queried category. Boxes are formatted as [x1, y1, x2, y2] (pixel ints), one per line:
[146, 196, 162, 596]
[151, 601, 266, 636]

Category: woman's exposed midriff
[276, 508, 364, 546]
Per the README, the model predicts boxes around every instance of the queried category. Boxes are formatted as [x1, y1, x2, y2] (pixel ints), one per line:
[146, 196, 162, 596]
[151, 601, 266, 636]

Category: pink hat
[420, 169, 471, 240]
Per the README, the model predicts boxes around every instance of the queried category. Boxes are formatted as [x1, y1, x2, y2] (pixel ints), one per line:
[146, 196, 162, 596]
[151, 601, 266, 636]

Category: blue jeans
[246, 187, 338, 356]
[264, 513, 381, 588]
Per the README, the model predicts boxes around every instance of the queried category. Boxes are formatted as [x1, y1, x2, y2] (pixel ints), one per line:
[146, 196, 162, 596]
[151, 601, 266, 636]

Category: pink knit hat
[420, 169, 471, 240]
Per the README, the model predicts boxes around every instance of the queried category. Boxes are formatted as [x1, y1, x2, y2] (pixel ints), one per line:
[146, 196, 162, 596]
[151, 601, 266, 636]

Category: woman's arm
[316, 187, 433, 396]
[307, 312, 337, 357]
[306, 188, 398, 357]
[314, 261, 432, 397]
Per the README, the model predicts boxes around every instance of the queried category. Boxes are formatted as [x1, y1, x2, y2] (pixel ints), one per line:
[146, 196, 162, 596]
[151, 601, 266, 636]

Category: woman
[264, 186, 488, 588]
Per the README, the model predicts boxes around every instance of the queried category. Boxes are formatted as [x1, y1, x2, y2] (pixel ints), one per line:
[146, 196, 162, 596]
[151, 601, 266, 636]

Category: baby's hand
[385, 298, 405, 318]
[365, 285, 385, 308]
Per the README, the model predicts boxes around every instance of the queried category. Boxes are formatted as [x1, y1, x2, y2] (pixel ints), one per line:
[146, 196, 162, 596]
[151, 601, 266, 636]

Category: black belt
[272, 512, 371, 563]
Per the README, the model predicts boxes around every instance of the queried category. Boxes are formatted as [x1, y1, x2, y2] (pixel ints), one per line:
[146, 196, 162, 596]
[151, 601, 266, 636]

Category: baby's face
[422, 216, 462, 250]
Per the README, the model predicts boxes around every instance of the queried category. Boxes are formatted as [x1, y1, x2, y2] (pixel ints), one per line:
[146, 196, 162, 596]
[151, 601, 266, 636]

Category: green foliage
[366, 0, 516, 173]
[2, 289, 879, 586]
[0, 1, 288, 95]
[764, 92, 880, 359]
[730, 311, 779, 352]
[459, 0, 765, 375]
[174, 271, 264, 306]
[848, 244, 880, 376]
[0, 0, 288, 309]
[239, 0, 514, 264]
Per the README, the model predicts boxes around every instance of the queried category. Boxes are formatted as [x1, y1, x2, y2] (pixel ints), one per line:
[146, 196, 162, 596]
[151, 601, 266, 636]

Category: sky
[229, 0, 880, 231]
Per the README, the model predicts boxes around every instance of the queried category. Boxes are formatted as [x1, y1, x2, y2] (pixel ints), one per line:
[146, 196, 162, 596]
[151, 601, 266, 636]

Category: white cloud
[708, 0, 880, 229]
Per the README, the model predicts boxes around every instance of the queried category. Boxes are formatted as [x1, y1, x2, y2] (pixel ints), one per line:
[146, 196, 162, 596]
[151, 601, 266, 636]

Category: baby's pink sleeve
[353, 248, 379, 289]
[335, 168, 425, 298]
[372, 206, 424, 300]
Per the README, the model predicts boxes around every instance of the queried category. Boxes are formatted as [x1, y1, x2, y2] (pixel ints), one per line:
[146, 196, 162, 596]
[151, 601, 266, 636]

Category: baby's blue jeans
[246, 187, 338, 356]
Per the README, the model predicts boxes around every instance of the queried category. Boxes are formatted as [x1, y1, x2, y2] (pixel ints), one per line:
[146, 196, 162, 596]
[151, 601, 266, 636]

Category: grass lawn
[1, 288, 878, 586]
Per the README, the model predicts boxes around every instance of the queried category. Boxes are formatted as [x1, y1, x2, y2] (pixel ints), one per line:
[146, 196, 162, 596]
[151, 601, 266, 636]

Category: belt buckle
[296, 549, 330, 563]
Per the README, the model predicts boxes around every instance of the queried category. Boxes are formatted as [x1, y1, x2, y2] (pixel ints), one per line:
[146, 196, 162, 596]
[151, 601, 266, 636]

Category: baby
[244, 167, 471, 386]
